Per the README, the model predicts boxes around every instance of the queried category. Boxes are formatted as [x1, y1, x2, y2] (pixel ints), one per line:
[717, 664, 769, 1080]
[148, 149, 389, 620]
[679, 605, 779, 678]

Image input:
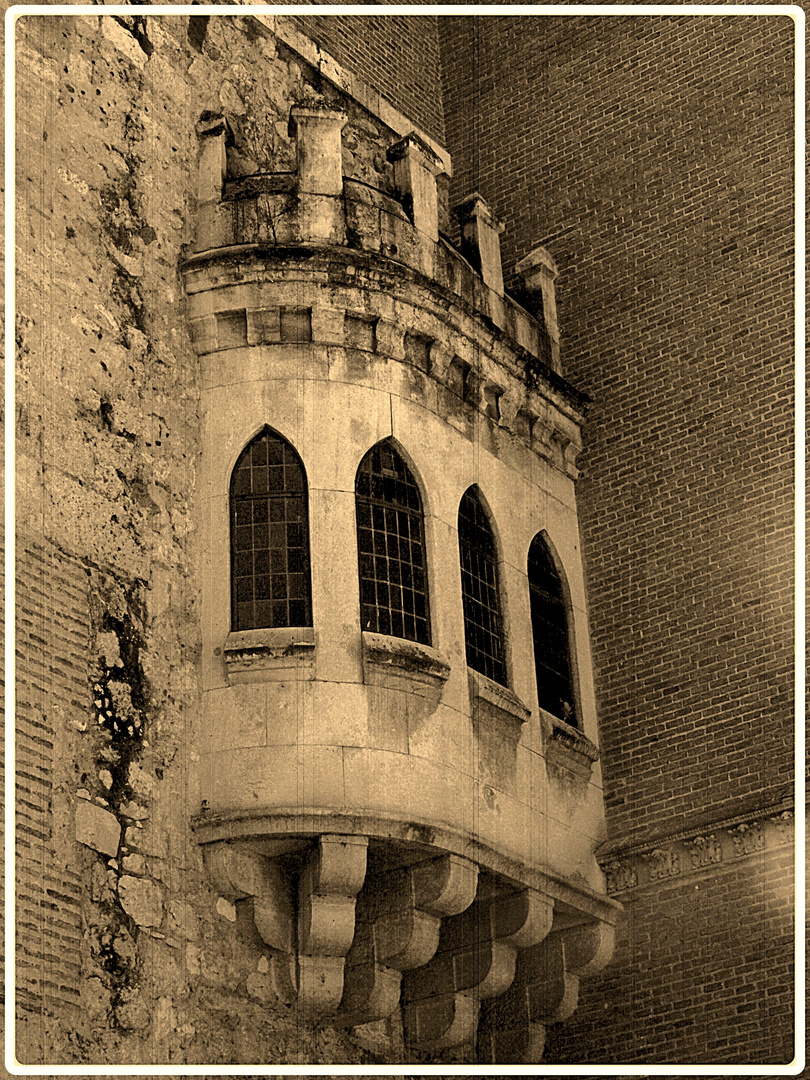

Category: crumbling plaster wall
[15, 13, 402, 1065]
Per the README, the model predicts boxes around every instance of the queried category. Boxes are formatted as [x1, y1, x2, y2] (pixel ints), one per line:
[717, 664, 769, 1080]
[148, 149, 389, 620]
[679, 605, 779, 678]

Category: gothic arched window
[458, 487, 506, 685]
[356, 440, 430, 644]
[230, 428, 312, 632]
[528, 533, 576, 726]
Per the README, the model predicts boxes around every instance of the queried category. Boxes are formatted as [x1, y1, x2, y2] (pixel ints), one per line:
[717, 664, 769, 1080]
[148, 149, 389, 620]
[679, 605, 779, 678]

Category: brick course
[15, 540, 90, 1019]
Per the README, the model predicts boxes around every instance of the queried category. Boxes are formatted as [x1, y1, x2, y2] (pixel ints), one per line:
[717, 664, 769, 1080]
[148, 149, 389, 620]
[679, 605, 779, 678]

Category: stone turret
[182, 100, 617, 1061]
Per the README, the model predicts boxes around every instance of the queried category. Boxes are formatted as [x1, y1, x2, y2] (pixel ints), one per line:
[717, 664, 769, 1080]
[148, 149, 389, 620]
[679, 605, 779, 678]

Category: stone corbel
[454, 193, 506, 297]
[387, 132, 444, 242]
[402, 887, 553, 1053]
[363, 633, 450, 694]
[541, 711, 600, 781]
[336, 854, 478, 1028]
[477, 919, 615, 1064]
[224, 627, 315, 684]
[202, 835, 368, 1017]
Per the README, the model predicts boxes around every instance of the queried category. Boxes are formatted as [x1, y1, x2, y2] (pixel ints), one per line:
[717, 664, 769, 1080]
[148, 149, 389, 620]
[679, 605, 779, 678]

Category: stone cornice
[192, 808, 623, 927]
[596, 798, 797, 896]
[180, 243, 588, 424]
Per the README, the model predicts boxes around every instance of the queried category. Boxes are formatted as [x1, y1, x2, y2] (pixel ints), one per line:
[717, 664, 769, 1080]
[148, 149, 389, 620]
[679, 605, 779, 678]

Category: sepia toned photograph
[10, 6, 799, 1069]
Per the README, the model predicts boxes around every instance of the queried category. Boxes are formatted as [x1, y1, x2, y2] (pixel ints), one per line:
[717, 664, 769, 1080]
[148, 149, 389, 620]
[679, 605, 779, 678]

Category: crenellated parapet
[186, 106, 583, 476]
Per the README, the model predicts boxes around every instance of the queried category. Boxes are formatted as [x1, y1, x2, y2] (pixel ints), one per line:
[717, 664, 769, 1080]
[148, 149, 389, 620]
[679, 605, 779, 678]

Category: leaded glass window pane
[458, 487, 506, 685]
[528, 534, 576, 726]
[230, 428, 312, 631]
[356, 441, 430, 645]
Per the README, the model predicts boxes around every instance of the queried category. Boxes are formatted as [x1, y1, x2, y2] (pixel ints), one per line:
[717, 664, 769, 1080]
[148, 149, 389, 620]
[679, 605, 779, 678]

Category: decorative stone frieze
[728, 821, 765, 856]
[599, 800, 796, 896]
[644, 848, 681, 880]
[686, 835, 722, 869]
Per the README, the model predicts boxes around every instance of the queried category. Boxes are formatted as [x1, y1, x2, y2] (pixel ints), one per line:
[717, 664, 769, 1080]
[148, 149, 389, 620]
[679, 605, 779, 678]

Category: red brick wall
[15, 541, 90, 1019]
[545, 845, 795, 1064]
[289, 12, 444, 142]
[440, 11, 795, 840]
[439, 13, 796, 1064]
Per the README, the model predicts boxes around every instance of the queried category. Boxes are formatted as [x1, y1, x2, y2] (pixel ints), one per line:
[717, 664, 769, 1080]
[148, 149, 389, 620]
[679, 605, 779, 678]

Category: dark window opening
[458, 487, 506, 685]
[230, 428, 312, 631]
[356, 440, 430, 645]
[528, 534, 576, 726]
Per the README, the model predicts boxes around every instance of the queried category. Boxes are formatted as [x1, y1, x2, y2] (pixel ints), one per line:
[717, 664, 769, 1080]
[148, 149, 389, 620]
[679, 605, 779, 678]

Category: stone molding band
[598, 801, 796, 896]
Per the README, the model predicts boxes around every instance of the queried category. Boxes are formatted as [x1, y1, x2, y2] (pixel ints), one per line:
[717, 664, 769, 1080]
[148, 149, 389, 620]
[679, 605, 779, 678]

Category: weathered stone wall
[14, 13, 413, 1065]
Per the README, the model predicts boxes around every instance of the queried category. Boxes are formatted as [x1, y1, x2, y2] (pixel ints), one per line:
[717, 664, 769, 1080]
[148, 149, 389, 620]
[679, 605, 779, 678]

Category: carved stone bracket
[362, 633, 451, 729]
[203, 834, 368, 1017]
[402, 886, 553, 1053]
[541, 711, 600, 781]
[477, 920, 616, 1064]
[336, 854, 478, 1029]
[468, 669, 531, 740]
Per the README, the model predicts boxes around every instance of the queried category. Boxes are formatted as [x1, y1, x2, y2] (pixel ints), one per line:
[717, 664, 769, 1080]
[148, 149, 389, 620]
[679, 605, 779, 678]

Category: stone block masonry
[14, 13, 409, 1065]
[15, 7, 797, 1067]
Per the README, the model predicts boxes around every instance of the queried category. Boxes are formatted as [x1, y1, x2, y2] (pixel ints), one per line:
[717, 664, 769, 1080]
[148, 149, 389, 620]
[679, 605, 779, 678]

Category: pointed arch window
[356, 440, 430, 644]
[230, 428, 312, 631]
[528, 534, 576, 726]
[458, 487, 506, 685]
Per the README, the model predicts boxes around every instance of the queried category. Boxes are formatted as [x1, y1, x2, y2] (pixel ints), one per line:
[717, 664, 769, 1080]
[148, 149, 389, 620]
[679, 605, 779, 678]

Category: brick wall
[440, 10, 795, 841]
[545, 844, 795, 1064]
[15, 541, 90, 1020]
[439, 12, 796, 1063]
[288, 12, 444, 142]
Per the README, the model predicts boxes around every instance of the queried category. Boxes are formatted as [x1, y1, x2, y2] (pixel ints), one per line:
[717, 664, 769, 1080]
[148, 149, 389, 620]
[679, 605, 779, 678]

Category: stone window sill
[541, 711, 600, 779]
[468, 669, 531, 739]
[224, 627, 315, 684]
[362, 632, 450, 692]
